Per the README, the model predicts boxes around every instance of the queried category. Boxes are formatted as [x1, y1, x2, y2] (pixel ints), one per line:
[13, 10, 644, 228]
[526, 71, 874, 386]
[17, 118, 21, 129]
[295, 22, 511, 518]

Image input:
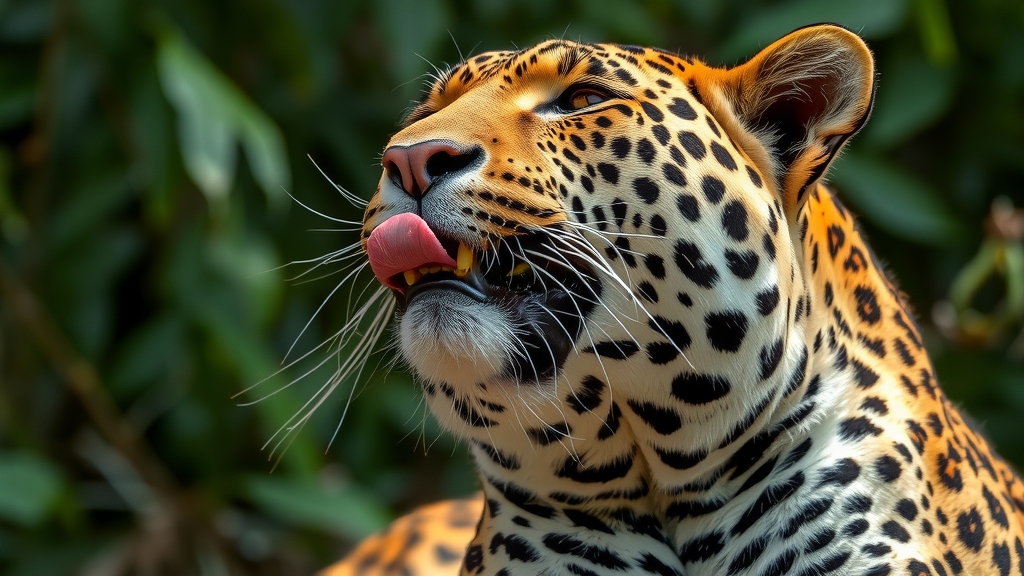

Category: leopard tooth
[404, 270, 421, 286]
[508, 262, 532, 276]
[456, 242, 474, 277]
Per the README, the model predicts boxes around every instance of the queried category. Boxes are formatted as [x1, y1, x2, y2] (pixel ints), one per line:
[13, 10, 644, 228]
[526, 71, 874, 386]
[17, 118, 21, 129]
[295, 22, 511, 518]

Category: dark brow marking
[557, 45, 595, 77]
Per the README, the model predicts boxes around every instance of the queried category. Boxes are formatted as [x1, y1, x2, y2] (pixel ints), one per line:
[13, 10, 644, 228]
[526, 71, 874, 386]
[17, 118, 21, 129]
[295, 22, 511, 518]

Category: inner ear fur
[694, 24, 875, 218]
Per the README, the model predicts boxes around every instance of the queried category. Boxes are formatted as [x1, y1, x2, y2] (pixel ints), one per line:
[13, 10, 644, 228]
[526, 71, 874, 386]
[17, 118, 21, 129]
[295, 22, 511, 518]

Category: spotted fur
[325, 25, 1024, 576]
[323, 498, 482, 576]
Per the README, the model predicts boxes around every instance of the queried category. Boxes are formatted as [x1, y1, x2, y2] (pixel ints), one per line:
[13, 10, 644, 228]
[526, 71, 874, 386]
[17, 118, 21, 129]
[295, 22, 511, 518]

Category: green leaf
[128, 66, 179, 227]
[864, 50, 956, 148]
[717, 0, 909, 62]
[165, 225, 320, 477]
[672, 0, 722, 28]
[0, 526, 10, 558]
[0, 57, 36, 131]
[243, 475, 390, 539]
[0, 452, 64, 527]
[76, 0, 129, 50]
[238, 112, 292, 211]
[156, 28, 290, 210]
[156, 33, 237, 206]
[830, 153, 962, 245]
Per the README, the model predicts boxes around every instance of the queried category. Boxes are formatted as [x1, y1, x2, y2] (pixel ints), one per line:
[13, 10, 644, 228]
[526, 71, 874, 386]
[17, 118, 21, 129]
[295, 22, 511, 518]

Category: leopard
[322, 24, 1024, 576]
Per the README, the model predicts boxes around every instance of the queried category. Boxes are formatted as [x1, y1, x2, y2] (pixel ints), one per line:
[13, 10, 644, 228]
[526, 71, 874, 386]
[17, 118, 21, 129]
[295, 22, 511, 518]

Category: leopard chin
[399, 291, 514, 386]
[398, 273, 595, 387]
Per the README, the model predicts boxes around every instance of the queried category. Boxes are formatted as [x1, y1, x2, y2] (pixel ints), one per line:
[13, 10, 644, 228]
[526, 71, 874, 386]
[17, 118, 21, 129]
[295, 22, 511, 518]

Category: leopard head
[361, 24, 875, 493]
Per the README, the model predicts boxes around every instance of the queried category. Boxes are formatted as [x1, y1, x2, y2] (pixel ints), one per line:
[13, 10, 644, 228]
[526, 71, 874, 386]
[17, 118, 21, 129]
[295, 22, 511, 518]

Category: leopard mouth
[414, 234, 600, 381]
[399, 234, 596, 308]
[367, 214, 601, 381]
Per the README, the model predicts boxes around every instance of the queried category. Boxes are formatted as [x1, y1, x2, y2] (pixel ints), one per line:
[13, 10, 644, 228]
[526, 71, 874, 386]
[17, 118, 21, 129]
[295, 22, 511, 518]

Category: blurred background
[0, 0, 1022, 574]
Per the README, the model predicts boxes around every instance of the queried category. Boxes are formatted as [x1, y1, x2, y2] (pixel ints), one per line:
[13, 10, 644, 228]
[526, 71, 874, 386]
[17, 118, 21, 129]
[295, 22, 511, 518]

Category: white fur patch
[400, 291, 516, 387]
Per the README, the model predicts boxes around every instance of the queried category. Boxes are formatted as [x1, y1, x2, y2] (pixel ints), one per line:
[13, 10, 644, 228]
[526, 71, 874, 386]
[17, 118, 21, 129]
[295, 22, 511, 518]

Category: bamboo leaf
[156, 29, 290, 210]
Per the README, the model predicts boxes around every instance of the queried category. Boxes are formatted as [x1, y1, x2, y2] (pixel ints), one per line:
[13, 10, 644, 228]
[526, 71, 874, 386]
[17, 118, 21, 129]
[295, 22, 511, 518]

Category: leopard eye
[560, 87, 611, 112]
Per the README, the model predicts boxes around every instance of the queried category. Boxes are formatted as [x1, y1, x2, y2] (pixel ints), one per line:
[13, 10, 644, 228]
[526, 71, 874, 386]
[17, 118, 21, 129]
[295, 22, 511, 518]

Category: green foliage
[157, 26, 291, 212]
[243, 474, 390, 540]
[0, 452, 65, 527]
[830, 154, 963, 245]
[0, 0, 1021, 573]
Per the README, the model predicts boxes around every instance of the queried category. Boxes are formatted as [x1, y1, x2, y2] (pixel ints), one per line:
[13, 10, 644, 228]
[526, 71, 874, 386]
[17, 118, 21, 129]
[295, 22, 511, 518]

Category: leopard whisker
[270, 243, 361, 280]
[519, 249, 616, 342]
[282, 293, 392, 425]
[325, 299, 395, 449]
[282, 261, 375, 362]
[284, 246, 363, 280]
[307, 154, 368, 208]
[234, 285, 389, 403]
[287, 256, 365, 289]
[561, 219, 665, 240]
[305, 226, 366, 233]
[265, 294, 393, 462]
[542, 229, 692, 367]
[544, 227, 645, 317]
[519, 248, 618, 387]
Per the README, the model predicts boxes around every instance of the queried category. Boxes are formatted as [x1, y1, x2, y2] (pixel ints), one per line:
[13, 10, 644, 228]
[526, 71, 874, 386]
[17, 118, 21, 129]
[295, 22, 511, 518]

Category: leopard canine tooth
[403, 270, 421, 286]
[508, 262, 532, 276]
[456, 243, 474, 277]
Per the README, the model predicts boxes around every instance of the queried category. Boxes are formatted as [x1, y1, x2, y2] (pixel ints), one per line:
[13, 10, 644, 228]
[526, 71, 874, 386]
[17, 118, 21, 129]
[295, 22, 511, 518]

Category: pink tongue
[366, 212, 457, 291]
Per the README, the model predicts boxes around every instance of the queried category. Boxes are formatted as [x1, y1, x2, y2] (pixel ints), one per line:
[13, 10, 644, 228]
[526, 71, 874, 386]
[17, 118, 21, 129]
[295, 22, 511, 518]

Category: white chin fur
[399, 292, 514, 386]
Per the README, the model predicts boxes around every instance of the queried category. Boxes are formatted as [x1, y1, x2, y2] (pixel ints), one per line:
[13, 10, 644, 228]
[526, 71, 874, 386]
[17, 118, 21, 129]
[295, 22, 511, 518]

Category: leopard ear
[695, 24, 875, 218]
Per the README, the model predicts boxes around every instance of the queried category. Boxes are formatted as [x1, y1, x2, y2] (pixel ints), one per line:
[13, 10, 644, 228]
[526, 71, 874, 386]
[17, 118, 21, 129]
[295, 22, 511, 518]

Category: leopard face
[362, 26, 871, 465]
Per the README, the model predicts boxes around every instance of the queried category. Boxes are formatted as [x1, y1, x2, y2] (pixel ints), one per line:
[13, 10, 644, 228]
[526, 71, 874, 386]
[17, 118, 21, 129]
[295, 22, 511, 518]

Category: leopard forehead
[408, 41, 692, 124]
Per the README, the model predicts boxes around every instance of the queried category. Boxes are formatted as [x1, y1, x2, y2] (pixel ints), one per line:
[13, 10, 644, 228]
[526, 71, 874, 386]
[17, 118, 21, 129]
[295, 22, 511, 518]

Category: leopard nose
[382, 140, 483, 198]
